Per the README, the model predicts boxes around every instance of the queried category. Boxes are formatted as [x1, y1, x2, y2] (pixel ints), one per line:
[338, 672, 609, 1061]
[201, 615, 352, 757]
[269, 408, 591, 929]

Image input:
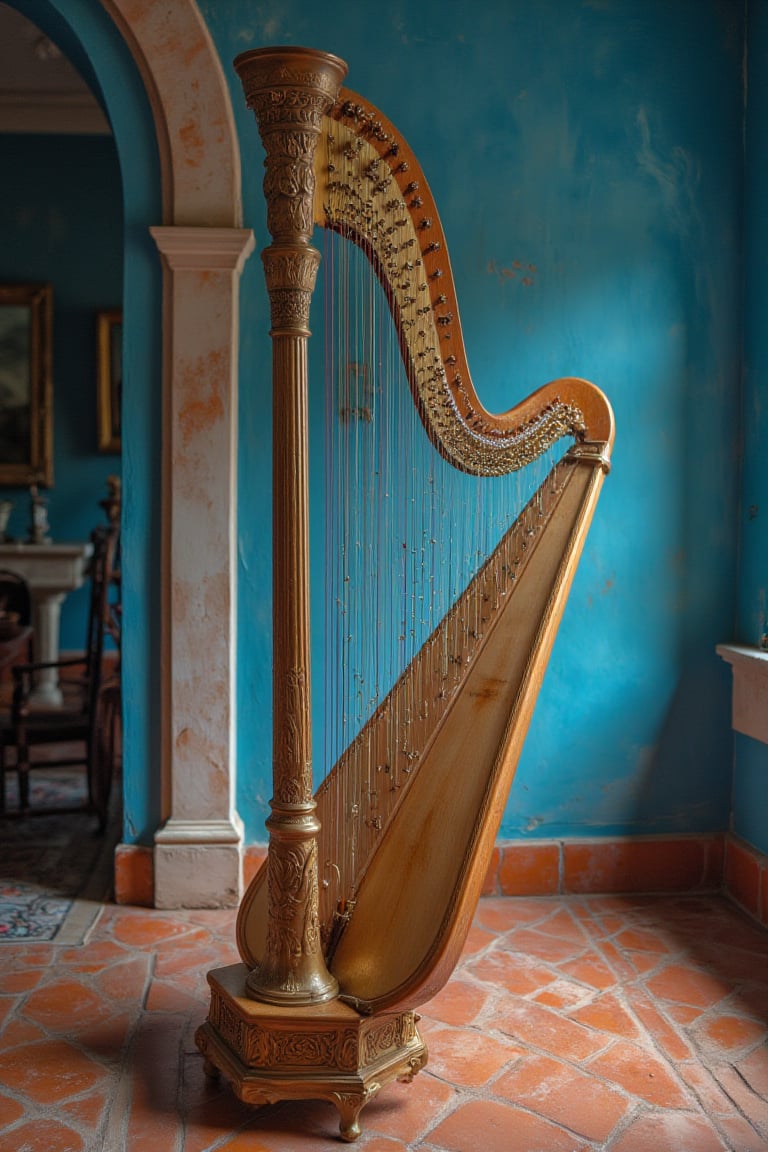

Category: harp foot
[196, 963, 428, 1142]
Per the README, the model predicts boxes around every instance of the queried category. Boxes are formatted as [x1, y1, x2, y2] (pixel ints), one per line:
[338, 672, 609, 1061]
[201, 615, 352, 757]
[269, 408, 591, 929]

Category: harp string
[318, 222, 564, 923]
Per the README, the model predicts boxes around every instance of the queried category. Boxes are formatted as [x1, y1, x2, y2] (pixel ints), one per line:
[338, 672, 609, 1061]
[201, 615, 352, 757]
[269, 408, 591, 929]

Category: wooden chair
[0, 568, 34, 668]
[0, 568, 32, 628]
[0, 523, 120, 827]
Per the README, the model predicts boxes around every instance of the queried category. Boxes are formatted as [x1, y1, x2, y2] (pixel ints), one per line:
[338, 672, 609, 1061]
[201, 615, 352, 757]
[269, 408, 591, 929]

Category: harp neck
[314, 90, 614, 472]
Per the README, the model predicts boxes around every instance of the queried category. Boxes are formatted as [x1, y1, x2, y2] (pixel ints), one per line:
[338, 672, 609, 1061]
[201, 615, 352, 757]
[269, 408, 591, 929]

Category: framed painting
[0, 283, 53, 486]
[97, 309, 122, 454]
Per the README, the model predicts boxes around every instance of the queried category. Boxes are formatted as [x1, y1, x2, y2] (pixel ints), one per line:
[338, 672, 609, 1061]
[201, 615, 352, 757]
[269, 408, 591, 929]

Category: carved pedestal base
[195, 964, 428, 1142]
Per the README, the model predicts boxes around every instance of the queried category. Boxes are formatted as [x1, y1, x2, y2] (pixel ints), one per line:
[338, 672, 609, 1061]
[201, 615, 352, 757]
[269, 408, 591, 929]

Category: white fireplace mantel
[717, 643, 768, 745]
[0, 541, 94, 706]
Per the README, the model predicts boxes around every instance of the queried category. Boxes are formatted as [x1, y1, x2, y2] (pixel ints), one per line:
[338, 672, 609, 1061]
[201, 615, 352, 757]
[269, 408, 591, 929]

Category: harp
[196, 47, 614, 1141]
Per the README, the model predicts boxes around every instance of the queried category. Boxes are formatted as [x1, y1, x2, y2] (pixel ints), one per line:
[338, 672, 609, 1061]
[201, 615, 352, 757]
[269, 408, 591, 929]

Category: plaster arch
[98, 0, 254, 906]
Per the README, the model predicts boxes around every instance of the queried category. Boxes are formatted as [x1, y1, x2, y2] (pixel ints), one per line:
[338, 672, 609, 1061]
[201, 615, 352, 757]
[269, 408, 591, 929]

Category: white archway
[102, 0, 254, 907]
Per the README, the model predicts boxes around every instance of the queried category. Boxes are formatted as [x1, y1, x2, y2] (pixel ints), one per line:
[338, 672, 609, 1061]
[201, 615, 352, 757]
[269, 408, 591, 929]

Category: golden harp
[195, 47, 614, 1141]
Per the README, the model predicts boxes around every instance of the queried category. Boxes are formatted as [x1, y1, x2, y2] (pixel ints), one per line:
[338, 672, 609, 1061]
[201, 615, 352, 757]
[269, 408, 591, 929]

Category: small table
[0, 542, 94, 706]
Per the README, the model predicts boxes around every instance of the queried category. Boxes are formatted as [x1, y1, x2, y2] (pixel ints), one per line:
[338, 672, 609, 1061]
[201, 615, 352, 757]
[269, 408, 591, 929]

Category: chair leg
[16, 740, 30, 815]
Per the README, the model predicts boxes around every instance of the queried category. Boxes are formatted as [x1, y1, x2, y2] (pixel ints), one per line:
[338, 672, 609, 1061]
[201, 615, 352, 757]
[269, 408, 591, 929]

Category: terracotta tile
[586, 1039, 690, 1107]
[155, 942, 239, 980]
[472, 896, 552, 932]
[0, 1089, 24, 1124]
[1, 883, 766, 1150]
[458, 923, 496, 958]
[0, 944, 56, 967]
[761, 862, 768, 928]
[424, 1025, 522, 1086]
[466, 949, 557, 995]
[568, 991, 643, 1040]
[715, 1114, 768, 1151]
[110, 911, 197, 946]
[0, 1016, 47, 1047]
[564, 838, 710, 894]
[558, 952, 618, 990]
[696, 1013, 766, 1054]
[0, 998, 14, 1036]
[58, 940, 129, 970]
[421, 977, 493, 1026]
[72, 1011, 135, 1061]
[592, 938, 637, 981]
[737, 1044, 768, 1097]
[704, 836, 726, 887]
[536, 906, 591, 941]
[627, 950, 666, 975]
[624, 989, 693, 1060]
[644, 963, 732, 1009]
[495, 997, 610, 1061]
[360, 1140, 409, 1152]
[0, 968, 44, 994]
[481, 844, 501, 895]
[179, 1052, 264, 1152]
[533, 977, 591, 1010]
[500, 925, 588, 964]
[125, 1017, 186, 1152]
[361, 1072, 456, 1143]
[0, 1038, 106, 1103]
[725, 838, 761, 918]
[613, 927, 673, 953]
[61, 1087, 110, 1128]
[495, 1051, 631, 1140]
[0, 1119, 86, 1152]
[710, 1066, 768, 1136]
[113, 843, 154, 907]
[665, 1001, 706, 1025]
[497, 841, 560, 896]
[679, 1062, 741, 1116]
[608, 1111, 727, 1152]
[145, 978, 205, 1014]
[428, 1098, 590, 1152]
[23, 976, 115, 1033]
[94, 955, 152, 1002]
[216, 1105, 346, 1151]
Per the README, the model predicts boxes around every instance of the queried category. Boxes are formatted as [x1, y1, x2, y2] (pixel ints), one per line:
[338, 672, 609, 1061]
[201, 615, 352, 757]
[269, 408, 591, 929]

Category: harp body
[196, 46, 614, 1141]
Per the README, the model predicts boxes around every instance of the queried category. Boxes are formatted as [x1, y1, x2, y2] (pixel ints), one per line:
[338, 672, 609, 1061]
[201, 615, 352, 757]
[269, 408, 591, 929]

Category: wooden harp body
[196, 46, 614, 1141]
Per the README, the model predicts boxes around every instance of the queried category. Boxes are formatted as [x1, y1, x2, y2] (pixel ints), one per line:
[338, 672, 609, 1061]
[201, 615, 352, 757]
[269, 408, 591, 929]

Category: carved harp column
[234, 48, 348, 1004]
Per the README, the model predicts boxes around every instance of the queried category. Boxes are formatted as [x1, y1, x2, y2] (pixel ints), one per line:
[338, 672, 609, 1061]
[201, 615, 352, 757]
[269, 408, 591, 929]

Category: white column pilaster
[151, 225, 255, 908]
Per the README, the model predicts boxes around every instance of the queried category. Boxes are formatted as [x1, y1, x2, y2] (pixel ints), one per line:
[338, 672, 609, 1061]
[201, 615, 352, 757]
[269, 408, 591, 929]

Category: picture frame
[0, 283, 53, 487]
[97, 309, 122, 454]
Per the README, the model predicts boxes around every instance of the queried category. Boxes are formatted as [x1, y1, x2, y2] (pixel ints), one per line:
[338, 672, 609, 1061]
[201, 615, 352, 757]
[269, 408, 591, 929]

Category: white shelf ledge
[717, 644, 768, 744]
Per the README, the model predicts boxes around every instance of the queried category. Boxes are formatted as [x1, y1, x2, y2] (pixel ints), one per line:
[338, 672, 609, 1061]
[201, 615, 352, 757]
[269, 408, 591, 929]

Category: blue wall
[0, 132, 123, 649]
[734, 0, 768, 856]
[10, 1, 748, 853]
[200, 0, 743, 842]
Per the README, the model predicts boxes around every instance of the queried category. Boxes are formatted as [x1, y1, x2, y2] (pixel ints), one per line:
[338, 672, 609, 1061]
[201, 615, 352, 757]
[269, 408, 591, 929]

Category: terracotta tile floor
[1, 893, 768, 1150]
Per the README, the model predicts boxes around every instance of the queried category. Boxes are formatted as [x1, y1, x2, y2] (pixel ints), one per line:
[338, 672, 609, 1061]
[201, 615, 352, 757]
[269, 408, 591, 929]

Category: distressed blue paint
[8, 0, 745, 852]
[6, 0, 163, 844]
[199, 0, 744, 842]
[733, 0, 768, 856]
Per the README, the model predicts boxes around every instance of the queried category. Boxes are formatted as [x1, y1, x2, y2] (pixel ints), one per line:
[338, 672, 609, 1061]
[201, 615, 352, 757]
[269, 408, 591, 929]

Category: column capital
[150, 225, 255, 271]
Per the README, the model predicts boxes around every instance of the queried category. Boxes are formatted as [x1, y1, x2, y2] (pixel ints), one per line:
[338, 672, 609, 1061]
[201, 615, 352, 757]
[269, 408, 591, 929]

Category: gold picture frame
[97, 309, 122, 454]
[0, 283, 53, 487]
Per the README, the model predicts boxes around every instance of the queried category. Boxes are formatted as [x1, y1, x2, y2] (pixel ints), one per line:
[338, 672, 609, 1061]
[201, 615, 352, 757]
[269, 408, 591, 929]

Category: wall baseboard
[114, 833, 736, 910]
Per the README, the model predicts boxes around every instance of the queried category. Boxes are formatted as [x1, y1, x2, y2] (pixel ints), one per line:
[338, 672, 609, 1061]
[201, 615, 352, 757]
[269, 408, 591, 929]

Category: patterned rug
[0, 765, 119, 943]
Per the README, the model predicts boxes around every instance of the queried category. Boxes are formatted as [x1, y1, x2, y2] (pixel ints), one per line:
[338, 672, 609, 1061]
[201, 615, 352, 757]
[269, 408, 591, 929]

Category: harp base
[195, 963, 428, 1142]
